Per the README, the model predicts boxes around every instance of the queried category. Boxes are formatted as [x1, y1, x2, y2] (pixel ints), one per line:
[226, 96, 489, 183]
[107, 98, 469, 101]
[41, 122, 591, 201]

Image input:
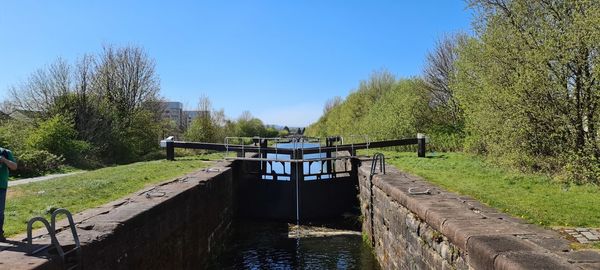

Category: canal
[211, 140, 380, 269]
[207, 221, 380, 270]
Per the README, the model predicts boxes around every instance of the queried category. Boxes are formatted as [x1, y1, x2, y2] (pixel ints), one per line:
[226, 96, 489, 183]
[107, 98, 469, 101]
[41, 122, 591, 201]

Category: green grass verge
[4, 155, 216, 236]
[380, 151, 600, 228]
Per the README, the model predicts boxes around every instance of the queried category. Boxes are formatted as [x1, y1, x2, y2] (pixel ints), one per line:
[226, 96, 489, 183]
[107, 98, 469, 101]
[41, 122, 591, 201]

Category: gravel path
[7, 171, 84, 187]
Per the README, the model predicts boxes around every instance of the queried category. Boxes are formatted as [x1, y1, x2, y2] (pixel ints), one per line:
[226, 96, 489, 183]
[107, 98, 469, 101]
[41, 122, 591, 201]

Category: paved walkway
[562, 228, 600, 244]
[8, 171, 84, 187]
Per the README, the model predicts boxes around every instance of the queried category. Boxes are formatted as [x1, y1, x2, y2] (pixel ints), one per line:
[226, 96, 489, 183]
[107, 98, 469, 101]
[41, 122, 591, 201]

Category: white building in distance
[160, 101, 210, 130]
[161, 101, 184, 127]
[183, 110, 210, 128]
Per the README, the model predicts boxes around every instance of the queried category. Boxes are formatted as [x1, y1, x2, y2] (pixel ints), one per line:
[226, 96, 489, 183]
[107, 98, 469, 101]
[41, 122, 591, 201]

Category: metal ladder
[27, 208, 82, 270]
[368, 153, 385, 247]
[370, 152, 386, 176]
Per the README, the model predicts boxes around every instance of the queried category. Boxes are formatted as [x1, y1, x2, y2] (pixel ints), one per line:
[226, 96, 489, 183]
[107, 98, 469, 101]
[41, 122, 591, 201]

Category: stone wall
[1, 161, 234, 270]
[358, 159, 600, 270]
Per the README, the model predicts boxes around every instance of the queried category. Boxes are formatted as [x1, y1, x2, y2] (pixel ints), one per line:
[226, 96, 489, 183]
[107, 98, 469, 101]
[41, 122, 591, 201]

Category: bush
[426, 128, 464, 152]
[26, 115, 91, 164]
[141, 150, 166, 161]
[0, 120, 34, 152]
[559, 150, 600, 185]
[14, 150, 64, 177]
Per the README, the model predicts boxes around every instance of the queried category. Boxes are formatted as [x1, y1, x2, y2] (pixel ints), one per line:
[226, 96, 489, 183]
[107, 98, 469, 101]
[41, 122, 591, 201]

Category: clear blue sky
[0, 1, 472, 127]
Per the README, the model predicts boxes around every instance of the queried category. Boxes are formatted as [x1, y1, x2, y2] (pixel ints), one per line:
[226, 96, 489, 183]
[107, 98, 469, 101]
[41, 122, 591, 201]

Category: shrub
[559, 150, 600, 185]
[26, 115, 91, 164]
[0, 120, 34, 152]
[14, 150, 64, 177]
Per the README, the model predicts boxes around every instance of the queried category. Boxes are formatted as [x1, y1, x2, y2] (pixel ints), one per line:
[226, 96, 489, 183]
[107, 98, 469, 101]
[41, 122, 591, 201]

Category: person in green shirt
[0, 147, 17, 241]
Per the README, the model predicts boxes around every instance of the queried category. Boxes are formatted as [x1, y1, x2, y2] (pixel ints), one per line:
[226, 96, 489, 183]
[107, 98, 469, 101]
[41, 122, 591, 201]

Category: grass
[379, 151, 600, 228]
[3, 155, 217, 236]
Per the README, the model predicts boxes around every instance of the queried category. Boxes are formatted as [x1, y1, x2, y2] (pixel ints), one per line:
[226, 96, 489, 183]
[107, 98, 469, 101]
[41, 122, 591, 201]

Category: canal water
[207, 221, 380, 270]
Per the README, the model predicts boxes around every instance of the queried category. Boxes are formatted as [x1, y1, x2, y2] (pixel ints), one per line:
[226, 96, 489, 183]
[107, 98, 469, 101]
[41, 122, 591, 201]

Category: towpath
[8, 171, 84, 187]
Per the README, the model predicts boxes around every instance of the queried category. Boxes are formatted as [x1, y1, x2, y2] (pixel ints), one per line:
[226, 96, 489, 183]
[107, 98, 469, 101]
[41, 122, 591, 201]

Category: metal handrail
[27, 217, 62, 256]
[51, 209, 82, 270]
[27, 209, 81, 270]
[370, 152, 386, 177]
[368, 152, 385, 247]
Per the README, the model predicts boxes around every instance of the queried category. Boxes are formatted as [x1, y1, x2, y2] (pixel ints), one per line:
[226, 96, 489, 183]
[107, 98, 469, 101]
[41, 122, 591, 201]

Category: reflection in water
[208, 222, 380, 270]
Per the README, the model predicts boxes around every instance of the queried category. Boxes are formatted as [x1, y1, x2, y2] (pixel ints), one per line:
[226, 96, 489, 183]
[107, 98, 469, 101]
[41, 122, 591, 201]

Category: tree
[92, 45, 161, 126]
[9, 58, 71, 115]
[455, 0, 600, 182]
[185, 96, 218, 142]
[423, 34, 466, 128]
[235, 111, 267, 137]
[323, 96, 343, 114]
[7, 45, 164, 164]
[358, 79, 431, 140]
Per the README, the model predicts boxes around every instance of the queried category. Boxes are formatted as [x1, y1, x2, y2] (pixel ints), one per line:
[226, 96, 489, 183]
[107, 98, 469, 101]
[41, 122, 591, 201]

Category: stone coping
[0, 160, 233, 270]
[359, 161, 600, 270]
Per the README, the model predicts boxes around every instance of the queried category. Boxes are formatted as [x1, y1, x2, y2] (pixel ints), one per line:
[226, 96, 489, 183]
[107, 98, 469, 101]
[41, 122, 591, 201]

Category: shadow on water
[208, 219, 380, 270]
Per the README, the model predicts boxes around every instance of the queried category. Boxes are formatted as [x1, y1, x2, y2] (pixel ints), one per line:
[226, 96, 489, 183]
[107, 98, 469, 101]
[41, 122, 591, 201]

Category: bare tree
[211, 109, 227, 127]
[197, 94, 212, 117]
[323, 96, 343, 114]
[9, 58, 71, 114]
[358, 69, 396, 100]
[423, 34, 466, 126]
[70, 54, 111, 142]
[239, 110, 253, 121]
[0, 100, 15, 115]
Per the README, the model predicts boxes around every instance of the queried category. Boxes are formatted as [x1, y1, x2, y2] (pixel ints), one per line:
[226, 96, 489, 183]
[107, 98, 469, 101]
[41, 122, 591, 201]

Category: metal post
[160, 136, 175, 161]
[291, 149, 303, 224]
[166, 140, 175, 161]
[325, 137, 333, 175]
[417, 133, 426, 158]
[260, 139, 267, 175]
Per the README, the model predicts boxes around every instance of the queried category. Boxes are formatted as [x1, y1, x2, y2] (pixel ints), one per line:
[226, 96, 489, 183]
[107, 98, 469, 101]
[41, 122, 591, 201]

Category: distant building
[183, 110, 210, 128]
[8, 110, 42, 122]
[161, 102, 184, 127]
[160, 101, 212, 130]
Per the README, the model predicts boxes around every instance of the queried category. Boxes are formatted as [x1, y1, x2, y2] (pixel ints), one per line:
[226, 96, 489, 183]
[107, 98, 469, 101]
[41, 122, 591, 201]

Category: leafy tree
[7, 45, 164, 165]
[278, 129, 290, 137]
[307, 70, 398, 137]
[358, 79, 431, 141]
[264, 127, 280, 138]
[235, 117, 267, 137]
[455, 0, 600, 182]
[185, 114, 218, 142]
